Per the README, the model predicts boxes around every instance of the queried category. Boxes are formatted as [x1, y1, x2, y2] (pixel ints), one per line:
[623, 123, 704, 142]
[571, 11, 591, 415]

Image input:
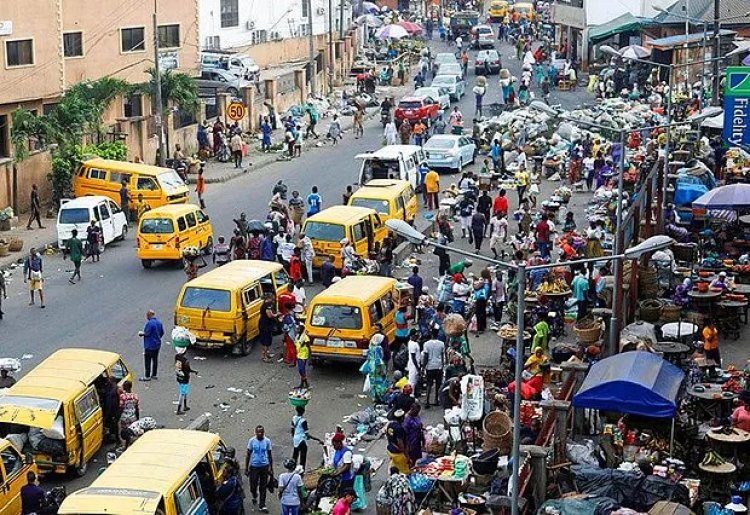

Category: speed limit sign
[226, 101, 247, 122]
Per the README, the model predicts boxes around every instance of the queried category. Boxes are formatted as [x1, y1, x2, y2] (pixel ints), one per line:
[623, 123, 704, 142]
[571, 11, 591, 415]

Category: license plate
[327, 338, 344, 348]
[151, 244, 163, 249]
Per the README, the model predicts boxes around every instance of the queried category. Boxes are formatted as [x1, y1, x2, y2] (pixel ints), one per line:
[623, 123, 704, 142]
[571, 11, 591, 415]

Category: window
[123, 93, 143, 117]
[310, 305, 363, 330]
[177, 217, 187, 231]
[174, 474, 205, 515]
[1, 445, 23, 480]
[137, 177, 158, 191]
[275, 270, 289, 287]
[395, 195, 405, 212]
[302, 221, 345, 242]
[99, 204, 111, 220]
[352, 222, 366, 242]
[220, 0, 240, 28]
[350, 198, 389, 215]
[302, 0, 309, 17]
[242, 285, 262, 306]
[109, 201, 121, 214]
[111, 359, 129, 381]
[59, 208, 90, 224]
[6, 39, 34, 67]
[0, 115, 9, 158]
[63, 32, 83, 57]
[43, 103, 59, 116]
[87, 168, 107, 180]
[121, 27, 146, 53]
[185, 212, 197, 228]
[196, 210, 209, 224]
[109, 172, 130, 184]
[181, 287, 231, 312]
[74, 387, 100, 422]
[381, 292, 394, 313]
[368, 302, 383, 324]
[139, 218, 174, 234]
[157, 24, 180, 48]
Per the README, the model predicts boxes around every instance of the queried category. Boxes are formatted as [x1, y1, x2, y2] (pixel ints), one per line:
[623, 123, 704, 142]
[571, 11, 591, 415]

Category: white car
[431, 74, 466, 101]
[414, 87, 451, 110]
[423, 135, 476, 172]
[434, 52, 458, 68]
[57, 196, 128, 251]
[472, 24, 495, 49]
[438, 62, 463, 80]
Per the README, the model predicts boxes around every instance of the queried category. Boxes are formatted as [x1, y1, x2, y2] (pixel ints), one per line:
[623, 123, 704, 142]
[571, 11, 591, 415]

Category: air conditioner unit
[246, 20, 256, 30]
[316, 7, 326, 15]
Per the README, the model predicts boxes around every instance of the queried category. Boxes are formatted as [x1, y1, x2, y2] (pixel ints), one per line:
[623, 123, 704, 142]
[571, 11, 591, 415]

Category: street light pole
[609, 129, 627, 355]
[329, 0, 335, 93]
[152, 0, 166, 167]
[308, 0, 317, 97]
[510, 262, 527, 515]
[660, 65, 674, 234]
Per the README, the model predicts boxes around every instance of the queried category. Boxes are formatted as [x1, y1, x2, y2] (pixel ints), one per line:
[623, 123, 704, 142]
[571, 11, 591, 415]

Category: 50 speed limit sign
[226, 101, 247, 122]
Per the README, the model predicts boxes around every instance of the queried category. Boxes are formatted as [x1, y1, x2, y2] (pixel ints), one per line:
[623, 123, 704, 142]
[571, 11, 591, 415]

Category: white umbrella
[375, 24, 409, 39]
[619, 45, 651, 60]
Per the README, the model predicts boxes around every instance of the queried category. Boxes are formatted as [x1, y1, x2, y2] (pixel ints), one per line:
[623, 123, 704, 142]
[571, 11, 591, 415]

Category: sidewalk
[0, 219, 58, 271]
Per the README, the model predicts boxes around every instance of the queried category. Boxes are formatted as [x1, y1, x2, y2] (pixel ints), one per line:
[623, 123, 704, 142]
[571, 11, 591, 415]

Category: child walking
[175, 347, 197, 415]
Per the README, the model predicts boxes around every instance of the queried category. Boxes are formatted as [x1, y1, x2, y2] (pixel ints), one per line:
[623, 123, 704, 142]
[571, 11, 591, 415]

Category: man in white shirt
[489, 212, 508, 259]
[422, 335, 445, 407]
[279, 234, 296, 265]
[407, 332, 422, 396]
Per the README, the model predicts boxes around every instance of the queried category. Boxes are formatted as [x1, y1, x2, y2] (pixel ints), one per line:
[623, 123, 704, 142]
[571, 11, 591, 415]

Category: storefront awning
[589, 13, 654, 44]
[572, 351, 685, 418]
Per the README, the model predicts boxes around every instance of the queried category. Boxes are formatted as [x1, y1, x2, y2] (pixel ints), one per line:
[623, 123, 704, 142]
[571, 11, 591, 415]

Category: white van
[201, 51, 260, 80]
[57, 196, 128, 250]
[356, 145, 426, 190]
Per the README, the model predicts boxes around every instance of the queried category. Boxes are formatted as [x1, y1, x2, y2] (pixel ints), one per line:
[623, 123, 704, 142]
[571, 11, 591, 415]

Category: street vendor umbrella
[692, 183, 750, 210]
[356, 14, 383, 26]
[398, 21, 423, 35]
[619, 44, 651, 60]
[375, 24, 409, 39]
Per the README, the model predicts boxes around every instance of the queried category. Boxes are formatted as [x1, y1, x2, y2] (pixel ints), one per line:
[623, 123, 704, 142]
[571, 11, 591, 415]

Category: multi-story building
[0, 0, 199, 211]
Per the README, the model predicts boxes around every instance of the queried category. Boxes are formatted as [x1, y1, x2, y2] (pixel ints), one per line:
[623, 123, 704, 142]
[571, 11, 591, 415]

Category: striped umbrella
[398, 21, 423, 35]
[375, 24, 409, 39]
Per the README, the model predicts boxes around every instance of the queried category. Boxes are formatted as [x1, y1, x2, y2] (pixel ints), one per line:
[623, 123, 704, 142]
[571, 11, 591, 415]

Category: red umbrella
[398, 21, 423, 35]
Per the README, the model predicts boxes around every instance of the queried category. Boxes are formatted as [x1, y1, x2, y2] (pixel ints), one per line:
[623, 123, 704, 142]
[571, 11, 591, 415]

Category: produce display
[701, 449, 728, 467]
[538, 277, 571, 295]
[497, 324, 531, 340]
[288, 388, 311, 407]
[419, 455, 471, 480]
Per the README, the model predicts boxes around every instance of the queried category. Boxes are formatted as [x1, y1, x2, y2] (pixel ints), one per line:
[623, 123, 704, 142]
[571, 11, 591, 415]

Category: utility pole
[711, 0, 720, 106]
[152, 0, 166, 167]
[328, 0, 335, 92]
[307, 0, 317, 96]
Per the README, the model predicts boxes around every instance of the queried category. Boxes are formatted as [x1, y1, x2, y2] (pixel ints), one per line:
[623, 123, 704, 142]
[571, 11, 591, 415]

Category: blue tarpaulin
[572, 352, 685, 418]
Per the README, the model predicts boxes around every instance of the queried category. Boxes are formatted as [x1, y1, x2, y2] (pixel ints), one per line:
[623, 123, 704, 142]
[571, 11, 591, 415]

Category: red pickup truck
[394, 96, 440, 126]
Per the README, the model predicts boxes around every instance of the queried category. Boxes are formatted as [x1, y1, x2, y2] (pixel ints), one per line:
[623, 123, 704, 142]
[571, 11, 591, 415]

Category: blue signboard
[723, 67, 750, 146]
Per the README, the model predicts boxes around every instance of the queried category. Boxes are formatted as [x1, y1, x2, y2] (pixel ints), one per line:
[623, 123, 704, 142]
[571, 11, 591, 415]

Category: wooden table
[688, 289, 723, 317]
[730, 283, 750, 295]
[687, 384, 738, 421]
[660, 322, 698, 343]
[716, 300, 748, 339]
[652, 341, 691, 366]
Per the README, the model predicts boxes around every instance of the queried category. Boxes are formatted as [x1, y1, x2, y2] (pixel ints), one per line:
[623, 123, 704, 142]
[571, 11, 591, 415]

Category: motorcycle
[380, 108, 391, 127]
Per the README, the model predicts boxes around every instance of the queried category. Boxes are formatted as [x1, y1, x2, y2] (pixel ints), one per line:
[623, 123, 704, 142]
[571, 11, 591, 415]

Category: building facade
[0, 0, 200, 211]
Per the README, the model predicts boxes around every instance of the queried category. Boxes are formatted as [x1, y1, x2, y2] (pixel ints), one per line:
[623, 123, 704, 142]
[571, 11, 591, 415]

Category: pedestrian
[535, 213, 551, 259]
[298, 233, 315, 284]
[460, 50, 469, 78]
[403, 404, 425, 466]
[20, 471, 45, 515]
[328, 114, 342, 144]
[412, 120, 427, 147]
[119, 180, 132, 224]
[195, 166, 206, 209]
[471, 207, 486, 251]
[64, 228, 84, 284]
[433, 114, 446, 135]
[231, 229, 247, 260]
[285, 125, 296, 157]
[407, 266, 423, 317]
[399, 119, 412, 145]
[474, 84, 485, 118]
[376, 468, 417, 515]
[23, 248, 45, 308]
[386, 410, 410, 473]
[288, 190, 305, 228]
[477, 191, 492, 235]
[307, 186, 322, 217]
[473, 270, 490, 333]
[245, 425, 274, 512]
[213, 235, 231, 265]
[85, 220, 101, 262]
[702, 319, 721, 372]
[261, 117, 273, 151]
[306, 104, 320, 139]
[449, 107, 463, 132]
[281, 300, 298, 366]
[174, 346, 197, 415]
[422, 331, 444, 407]
[458, 195, 474, 239]
[290, 405, 317, 469]
[289, 248, 303, 283]
[279, 234, 296, 269]
[139, 309, 164, 381]
[135, 193, 151, 222]
[393, 305, 411, 358]
[379, 236, 394, 277]
[279, 458, 305, 515]
[424, 168, 440, 210]
[101, 376, 121, 444]
[492, 270, 506, 322]
[0, 272, 6, 320]
[118, 380, 140, 435]
[26, 184, 45, 230]
[406, 329, 421, 395]
[452, 275, 470, 317]
[489, 212, 508, 259]
[384, 119, 398, 145]
[259, 292, 279, 363]
[321, 254, 336, 287]
[333, 489, 358, 515]
[515, 164, 529, 204]
[216, 466, 244, 515]
[331, 432, 355, 492]
[295, 333, 311, 388]
[353, 108, 364, 139]
[342, 185, 354, 205]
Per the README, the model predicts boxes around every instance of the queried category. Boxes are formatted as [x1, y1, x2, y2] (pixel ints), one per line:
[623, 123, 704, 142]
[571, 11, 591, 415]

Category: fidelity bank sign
[724, 67, 750, 146]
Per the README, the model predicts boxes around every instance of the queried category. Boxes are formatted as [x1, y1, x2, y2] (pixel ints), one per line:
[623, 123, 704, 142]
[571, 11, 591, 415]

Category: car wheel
[457, 158, 463, 174]
[141, 259, 153, 269]
[238, 336, 251, 356]
[117, 224, 128, 242]
[74, 454, 87, 477]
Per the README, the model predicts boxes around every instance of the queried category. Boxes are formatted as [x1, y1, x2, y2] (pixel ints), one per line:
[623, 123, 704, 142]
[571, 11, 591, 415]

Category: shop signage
[723, 67, 750, 146]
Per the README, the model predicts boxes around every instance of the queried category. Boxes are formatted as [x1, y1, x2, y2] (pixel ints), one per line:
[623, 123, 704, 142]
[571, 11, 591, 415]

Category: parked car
[57, 196, 128, 251]
[431, 74, 466, 101]
[194, 69, 251, 97]
[394, 96, 441, 126]
[472, 24, 495, 49]
[201, 51, 260, 80]
[414, 87, 450, 110]
[424, 135, 477, 172]
[474, 50, 502, 75]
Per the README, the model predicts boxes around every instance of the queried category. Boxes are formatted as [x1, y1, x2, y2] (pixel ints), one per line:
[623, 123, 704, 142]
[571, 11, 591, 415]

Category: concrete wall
[0, 151, 53, 214]
[234, 34, 329, 69]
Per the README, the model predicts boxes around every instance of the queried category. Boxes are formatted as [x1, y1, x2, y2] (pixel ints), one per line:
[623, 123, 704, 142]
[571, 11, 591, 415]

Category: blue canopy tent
[573, 351, 685, 418]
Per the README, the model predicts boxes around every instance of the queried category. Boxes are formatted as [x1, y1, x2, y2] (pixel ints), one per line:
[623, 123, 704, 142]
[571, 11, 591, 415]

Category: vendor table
[730, 283, 750, 295]
[686, 384, 738, 422]
[698, 461, 737, 503]
[660, 322, 698, 343]
[652, 341, 691, 367]
[688, 290, 723, 317]
[706, 427, 750, 464]
[716, 300, 747, 340]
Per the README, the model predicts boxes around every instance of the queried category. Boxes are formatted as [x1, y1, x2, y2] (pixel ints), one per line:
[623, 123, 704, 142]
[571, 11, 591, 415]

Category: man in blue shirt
[139, 309, 164, 381]
[245, 425, 274, 512]
[21, 471, 44, 515]
[407, 266, 423, 315]
[307, 186, 322, 217]
[571, 270, 590, 320]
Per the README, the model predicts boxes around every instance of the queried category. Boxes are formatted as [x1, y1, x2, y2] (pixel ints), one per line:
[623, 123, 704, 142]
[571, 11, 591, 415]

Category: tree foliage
[135, 68, 200, 115]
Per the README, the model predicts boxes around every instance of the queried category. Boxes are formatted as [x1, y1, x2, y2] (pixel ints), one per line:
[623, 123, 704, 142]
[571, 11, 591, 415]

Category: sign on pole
[226, 101, 247, 122]
[723, 67, 750, 146]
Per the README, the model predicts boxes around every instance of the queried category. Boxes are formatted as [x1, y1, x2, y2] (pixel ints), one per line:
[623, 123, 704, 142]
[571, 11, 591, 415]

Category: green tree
[137, 68, 200, 115]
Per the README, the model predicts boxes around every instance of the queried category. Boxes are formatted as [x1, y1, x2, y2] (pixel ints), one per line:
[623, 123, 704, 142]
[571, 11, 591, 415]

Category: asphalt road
[0, 32, 625, 509]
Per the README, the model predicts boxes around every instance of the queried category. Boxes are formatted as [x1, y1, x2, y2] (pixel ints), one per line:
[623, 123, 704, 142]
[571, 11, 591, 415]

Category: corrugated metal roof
[654, 0, 749, 25]
[648, 29, 736, 49]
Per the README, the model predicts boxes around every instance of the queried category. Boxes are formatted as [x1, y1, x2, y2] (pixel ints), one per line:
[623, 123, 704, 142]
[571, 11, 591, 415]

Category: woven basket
[661, 303, 681, 323]
[0, 244, 8, 257]
[427, 441, 446, 455]
[482, 411, 512, 454]
[7, 237, 22, 252]
[639, 299, 663, 322]
[303, 469, 324, 491]
[573, 319, 602, 344]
